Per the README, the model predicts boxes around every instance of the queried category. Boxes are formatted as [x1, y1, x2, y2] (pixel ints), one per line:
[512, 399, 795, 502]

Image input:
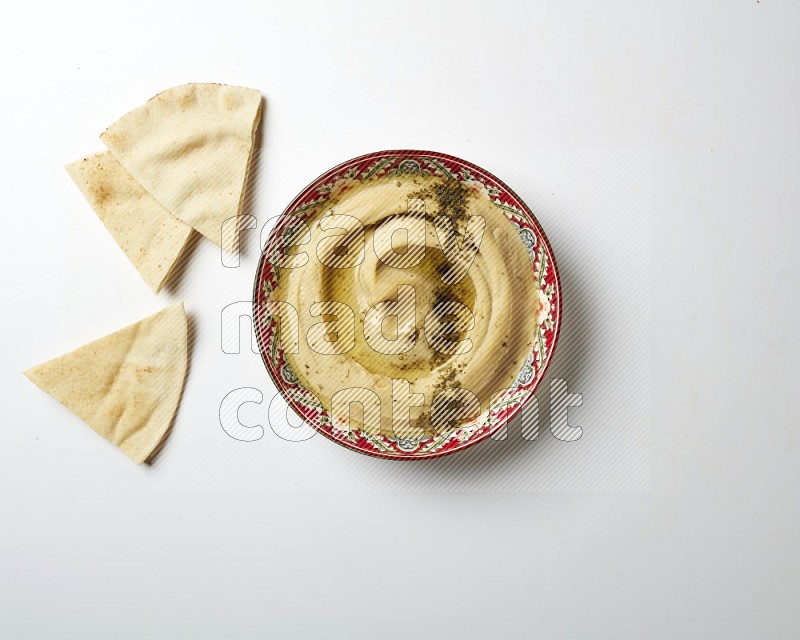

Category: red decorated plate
[253, 150, 561, 460]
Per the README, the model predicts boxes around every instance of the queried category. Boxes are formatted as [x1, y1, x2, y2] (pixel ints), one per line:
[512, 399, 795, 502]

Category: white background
[1, 1, 798, 638]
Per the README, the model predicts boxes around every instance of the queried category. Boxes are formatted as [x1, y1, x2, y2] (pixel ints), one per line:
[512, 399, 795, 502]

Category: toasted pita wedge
[66, 151, 193, 293]
[24, 303, 188, 464]
[100, 83, 262, 252]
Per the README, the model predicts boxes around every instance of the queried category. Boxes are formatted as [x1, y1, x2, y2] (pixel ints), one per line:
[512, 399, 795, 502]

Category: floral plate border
[253, 150, 562, 460]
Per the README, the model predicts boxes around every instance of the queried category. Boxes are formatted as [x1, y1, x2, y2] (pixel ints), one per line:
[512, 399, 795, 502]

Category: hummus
[270, 172, 537, 439]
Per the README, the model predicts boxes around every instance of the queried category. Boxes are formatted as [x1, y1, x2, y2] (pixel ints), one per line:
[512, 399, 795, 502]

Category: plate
[253, 150, 561, 459]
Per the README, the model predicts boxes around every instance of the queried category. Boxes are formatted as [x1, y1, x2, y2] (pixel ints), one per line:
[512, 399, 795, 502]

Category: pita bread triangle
[100, 83, 262, 252]
[66, 151, 193, 293]
[23, 303, 188, 464]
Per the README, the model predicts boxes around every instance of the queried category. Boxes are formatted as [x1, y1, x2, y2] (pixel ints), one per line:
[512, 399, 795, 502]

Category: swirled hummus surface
[271, 173, 537, 439]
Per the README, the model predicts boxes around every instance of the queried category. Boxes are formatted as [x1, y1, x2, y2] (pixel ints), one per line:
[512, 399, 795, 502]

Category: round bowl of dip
[254, 150, 561, 459]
